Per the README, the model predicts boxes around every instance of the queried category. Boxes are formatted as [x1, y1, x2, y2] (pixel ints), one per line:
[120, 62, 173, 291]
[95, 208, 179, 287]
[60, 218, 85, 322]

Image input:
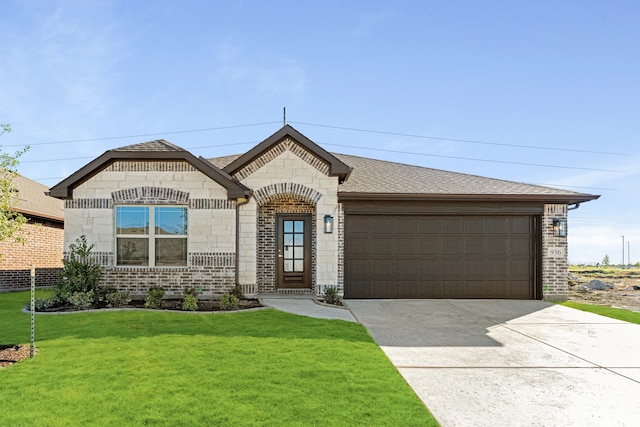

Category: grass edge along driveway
[0, 291, 437, 426]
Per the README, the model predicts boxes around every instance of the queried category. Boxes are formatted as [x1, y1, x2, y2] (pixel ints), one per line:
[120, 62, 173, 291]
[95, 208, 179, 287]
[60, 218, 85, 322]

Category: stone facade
[63, 160, 238, 297]
[234, 141, 341, 295]
[541, 204, 569, 301]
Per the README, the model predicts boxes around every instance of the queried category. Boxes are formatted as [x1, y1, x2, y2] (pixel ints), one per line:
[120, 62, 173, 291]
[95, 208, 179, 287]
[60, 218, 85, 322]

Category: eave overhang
[338, 192, 601, 204]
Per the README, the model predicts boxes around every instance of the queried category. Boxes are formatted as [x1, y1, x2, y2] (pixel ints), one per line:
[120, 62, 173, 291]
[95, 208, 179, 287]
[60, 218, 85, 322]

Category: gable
[48, 140, 250, 200]
[223, 125, 352, 182]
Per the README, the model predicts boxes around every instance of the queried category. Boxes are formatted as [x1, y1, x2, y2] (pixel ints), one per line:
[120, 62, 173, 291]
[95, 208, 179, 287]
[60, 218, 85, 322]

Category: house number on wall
[548, 248, 565, 258]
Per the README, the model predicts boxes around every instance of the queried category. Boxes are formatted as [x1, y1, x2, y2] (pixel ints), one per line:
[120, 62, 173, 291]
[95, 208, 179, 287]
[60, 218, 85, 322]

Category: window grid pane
[116, 206, 188, 267]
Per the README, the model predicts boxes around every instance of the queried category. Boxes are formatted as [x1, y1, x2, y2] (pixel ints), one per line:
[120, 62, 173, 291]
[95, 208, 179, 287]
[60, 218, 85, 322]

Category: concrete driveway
[346, 299, 640, 427]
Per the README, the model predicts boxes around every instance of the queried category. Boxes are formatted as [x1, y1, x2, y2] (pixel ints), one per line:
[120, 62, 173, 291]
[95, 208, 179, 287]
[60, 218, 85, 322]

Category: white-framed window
[115, 206, 188, 267]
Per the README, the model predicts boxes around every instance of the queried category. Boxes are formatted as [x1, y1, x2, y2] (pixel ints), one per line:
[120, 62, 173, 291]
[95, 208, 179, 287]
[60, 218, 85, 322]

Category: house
[48, 125, 598, 300]
[0, 175, 64, 290]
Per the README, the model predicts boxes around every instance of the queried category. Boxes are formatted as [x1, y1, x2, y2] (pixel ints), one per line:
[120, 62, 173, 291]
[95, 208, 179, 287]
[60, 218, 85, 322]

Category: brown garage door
[344, 215, 537, 299]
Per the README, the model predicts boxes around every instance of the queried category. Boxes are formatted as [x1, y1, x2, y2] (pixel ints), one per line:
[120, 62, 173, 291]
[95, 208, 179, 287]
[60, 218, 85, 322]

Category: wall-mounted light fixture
[324, 215, 334, 234]
[553, 218, 567, 237]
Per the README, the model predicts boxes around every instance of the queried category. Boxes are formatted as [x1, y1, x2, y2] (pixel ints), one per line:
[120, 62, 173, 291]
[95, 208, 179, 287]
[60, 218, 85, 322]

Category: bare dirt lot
[568, 270, 640, 312]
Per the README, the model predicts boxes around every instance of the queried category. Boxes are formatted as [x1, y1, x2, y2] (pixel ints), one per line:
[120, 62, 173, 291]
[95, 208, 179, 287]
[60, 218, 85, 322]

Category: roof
[334, 154, 598, 203]
[208, 152, 598, 204]
[222, 125, 352, 182]
[48, 140, 251, 200]
[14, 175, 64, 222]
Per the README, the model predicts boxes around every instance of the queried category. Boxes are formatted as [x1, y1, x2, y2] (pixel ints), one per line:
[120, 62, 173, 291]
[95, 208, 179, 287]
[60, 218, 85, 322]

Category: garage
[344, 213, 539, 299]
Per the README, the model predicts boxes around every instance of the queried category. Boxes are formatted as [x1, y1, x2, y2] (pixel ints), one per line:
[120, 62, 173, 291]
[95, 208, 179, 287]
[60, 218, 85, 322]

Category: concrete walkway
[258, 294, 356, 322]
[346, 299, 640, 427]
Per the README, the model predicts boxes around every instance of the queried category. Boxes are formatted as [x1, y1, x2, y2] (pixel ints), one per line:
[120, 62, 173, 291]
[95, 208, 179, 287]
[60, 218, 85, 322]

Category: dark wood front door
[277, 214, 312, 289]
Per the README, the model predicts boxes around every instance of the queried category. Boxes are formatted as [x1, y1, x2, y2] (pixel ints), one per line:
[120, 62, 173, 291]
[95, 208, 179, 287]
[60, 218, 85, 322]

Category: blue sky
[1, 0, 638, 264]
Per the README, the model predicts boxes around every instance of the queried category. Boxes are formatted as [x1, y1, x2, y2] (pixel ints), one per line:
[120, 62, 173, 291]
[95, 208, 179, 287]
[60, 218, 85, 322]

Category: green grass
[560, 301, 640, 325]
[0, 291, 436, 426]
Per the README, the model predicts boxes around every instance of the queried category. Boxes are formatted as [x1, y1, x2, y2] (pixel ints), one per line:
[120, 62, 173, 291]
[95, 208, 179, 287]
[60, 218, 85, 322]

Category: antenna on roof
[283, 107, 286, 126]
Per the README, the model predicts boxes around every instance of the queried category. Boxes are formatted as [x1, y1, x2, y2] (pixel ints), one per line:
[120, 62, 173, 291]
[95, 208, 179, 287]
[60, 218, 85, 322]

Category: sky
[1, 0, 638, 265]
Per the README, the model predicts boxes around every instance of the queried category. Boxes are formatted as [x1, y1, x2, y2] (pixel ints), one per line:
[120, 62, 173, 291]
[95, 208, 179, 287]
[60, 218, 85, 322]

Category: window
[116, 206, 187, 266]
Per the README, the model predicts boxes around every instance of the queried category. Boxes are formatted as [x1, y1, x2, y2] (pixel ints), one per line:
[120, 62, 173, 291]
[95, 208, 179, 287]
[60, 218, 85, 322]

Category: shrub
[323, 286, 340, 305]
[145, 287, 165, 309]
[105, 291, 132, 307]
[68, 290, 95, 310]
[181, 287, 198, 311]
[32, 295, 65, 312]
[57, 235, 104, 305]
[219, 293, 239, 311]
[229, 286, 244, 299]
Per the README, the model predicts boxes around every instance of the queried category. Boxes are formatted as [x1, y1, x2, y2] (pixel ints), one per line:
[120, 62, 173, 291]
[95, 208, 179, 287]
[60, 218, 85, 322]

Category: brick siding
[257, 198, 316, 293]
[0, 218, 64, 290]
[542, 204, 568, 301]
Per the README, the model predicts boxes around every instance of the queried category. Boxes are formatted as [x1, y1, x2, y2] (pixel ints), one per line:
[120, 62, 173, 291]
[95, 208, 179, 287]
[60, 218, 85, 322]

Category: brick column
[541, 204, 568, 301]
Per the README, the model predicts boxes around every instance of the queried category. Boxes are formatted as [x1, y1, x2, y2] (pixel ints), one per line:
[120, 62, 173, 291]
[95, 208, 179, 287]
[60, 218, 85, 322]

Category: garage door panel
[373, 259, 395, 276]
[486, 218, 508, 234]
[372, 217, 393, 233]
[372, 238, 393, 255]
[486, 238, 508, 255]
[347, 259, 370, 276]
[396, 280, 420, 298]
[419, 259, 442, 275]
[511, 217, 532, 234]
[345, 216, 370, 233]
[511, 238, 532, 255]
[347, 237, 370, 256]
[443, 238, 463, 255]
[510, 259, 532, 276]
[464, 218, 485, 234]
[371, 280, 396, 298]
[396, 218, 418, 234]
[345, 215, 536, 299]
[442, 260, 464, 276]
[419, 218, 441, 234]
[442, 218, 463, 233]
[396, 238, 418, 255]
[396, 259, 418, 276]
[465, 238, 485, 255]
[419, 238, 441, 255]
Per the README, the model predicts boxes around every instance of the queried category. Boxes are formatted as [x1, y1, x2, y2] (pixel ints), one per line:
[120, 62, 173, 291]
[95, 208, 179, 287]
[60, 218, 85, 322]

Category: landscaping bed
[31, 297, 263, 313]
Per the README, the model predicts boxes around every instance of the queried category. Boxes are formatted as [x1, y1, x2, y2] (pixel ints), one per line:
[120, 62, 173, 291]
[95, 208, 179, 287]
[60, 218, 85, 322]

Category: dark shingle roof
[208, 152, 597, 203]
[113, 139, 184, 152]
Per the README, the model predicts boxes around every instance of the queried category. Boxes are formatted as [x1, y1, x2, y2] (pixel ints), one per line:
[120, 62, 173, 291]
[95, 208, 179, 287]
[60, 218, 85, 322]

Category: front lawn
[560, 301, 640, 324]
[0, 291, 436, 426]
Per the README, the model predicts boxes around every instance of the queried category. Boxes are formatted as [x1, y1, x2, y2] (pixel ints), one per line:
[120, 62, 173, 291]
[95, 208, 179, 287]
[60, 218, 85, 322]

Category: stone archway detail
[253, 183, 322, 206]
[111, 187, 189, 204]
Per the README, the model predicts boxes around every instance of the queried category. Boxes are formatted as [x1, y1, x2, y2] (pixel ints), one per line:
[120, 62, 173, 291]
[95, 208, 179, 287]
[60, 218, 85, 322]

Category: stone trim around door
[253, 182, 323, 206]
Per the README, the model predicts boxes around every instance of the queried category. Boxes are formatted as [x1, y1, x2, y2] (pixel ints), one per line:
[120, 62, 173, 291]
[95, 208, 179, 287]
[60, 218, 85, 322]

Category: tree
[0, 124, 29, 244]
[602, 254, 610, 266]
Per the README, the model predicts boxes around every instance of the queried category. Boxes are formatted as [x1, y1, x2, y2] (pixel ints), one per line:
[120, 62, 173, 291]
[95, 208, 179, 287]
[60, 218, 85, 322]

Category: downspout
[568, 203, 581, 211]
[235, 195, 251, 288]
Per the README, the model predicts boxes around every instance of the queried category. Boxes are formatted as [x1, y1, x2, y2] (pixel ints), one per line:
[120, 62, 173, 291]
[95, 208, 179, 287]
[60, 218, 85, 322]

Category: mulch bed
[34, 299, 263, 313]
[0, 345, 36, 369]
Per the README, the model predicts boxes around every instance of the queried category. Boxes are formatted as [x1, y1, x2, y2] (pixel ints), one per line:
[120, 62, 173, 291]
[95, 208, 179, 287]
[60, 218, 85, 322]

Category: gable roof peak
[223, 124, 352, 182]
[113, 139, 185, 152]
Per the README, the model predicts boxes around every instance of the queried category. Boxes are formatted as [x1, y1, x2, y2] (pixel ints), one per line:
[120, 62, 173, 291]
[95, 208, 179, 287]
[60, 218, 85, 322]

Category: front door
[277, 214, 312, 289]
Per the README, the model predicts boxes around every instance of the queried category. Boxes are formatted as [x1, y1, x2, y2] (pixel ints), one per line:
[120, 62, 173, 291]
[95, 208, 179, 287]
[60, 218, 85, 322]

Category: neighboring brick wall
[542, 204, 568, 301]
[257, 198, 316, 293]
[0, 218, 64, 290]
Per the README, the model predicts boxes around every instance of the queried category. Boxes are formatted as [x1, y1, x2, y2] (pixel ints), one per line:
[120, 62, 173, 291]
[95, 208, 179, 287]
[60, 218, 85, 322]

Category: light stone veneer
[63, 161, 238, 296]
[237, 149, 340, 294]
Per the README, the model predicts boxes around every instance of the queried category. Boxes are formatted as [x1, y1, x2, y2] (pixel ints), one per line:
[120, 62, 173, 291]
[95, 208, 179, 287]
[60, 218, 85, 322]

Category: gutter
[235, 195, 252, 288]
